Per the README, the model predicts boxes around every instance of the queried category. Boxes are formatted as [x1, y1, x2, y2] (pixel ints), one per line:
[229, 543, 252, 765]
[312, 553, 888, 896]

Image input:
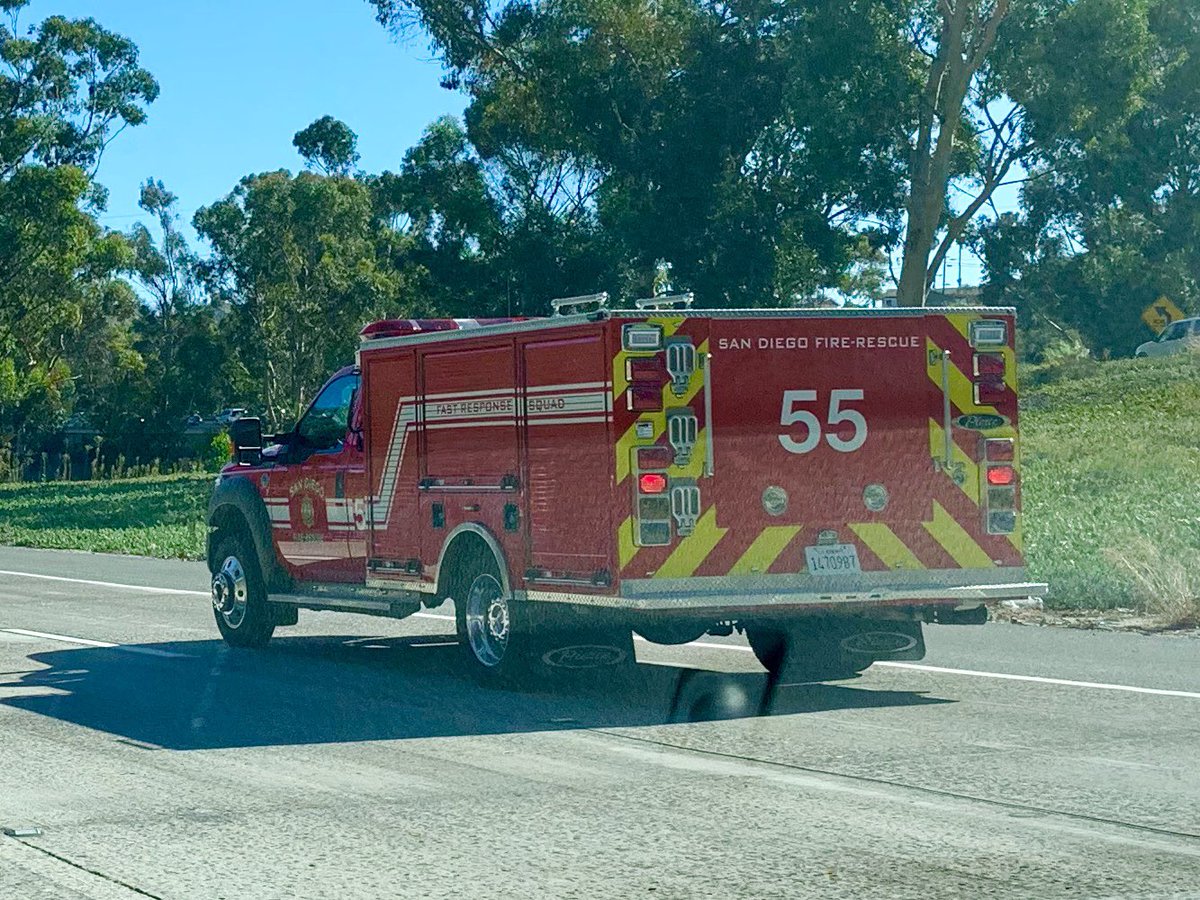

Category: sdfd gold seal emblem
[300, 495, 315, 529]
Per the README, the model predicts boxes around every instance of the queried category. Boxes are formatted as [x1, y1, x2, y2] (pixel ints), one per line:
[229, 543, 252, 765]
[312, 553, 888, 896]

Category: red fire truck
[208, 296, 1045, 682]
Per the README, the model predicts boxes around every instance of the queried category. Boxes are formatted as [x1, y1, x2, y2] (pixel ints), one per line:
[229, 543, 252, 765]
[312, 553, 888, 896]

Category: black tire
[211, 533, 276, 648]
[448, 542, 634, 686]
[449, 546, 539, 684]
[745, 623, 868, 683]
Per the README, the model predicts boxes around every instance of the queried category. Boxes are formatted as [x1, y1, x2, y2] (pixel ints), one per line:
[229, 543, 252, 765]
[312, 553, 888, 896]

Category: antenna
[631, 292, 695, 311]
[549, 292, 609, 316]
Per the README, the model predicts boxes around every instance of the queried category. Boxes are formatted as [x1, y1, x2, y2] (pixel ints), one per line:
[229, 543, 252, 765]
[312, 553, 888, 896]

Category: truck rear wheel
[451, 551, 540, 684]
[746, 626, 866, 682]
[449, 544, 635, 685]
[211, 534, 276, 648]
[746, 617, 924, 683]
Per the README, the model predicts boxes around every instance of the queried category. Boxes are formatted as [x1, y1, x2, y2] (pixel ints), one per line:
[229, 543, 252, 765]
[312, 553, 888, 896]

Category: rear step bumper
[524, 568, 1046, 612]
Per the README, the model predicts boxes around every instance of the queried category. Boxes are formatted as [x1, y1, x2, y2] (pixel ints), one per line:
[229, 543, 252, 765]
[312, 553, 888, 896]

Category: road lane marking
[420, 615, 1200, 699]
[4, 571, 1195, 699]
[0, 570, 208, 597]
[874, 661, 1200, 700]
[1, 629, 192, 659]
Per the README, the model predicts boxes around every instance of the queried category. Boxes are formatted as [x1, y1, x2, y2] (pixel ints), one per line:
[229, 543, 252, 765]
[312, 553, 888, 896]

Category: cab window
[296, 374, 359, 451]
[1160, 322, 1187, 342]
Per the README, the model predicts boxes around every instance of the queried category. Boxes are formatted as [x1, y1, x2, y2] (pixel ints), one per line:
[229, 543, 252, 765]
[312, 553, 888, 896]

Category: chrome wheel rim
[465, 573, 508, 668]
[212, 555, 249, 629]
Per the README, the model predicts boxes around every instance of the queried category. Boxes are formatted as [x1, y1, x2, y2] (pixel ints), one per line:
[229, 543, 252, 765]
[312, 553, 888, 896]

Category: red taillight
[629, 382, 662, 411]
[974, 353, 1006, 377]
[986, 465, 1016, 486]
[638, 473, 668, 494]
[974, 378, 1007, 405]
[627, 358, 664, 381]
[985, 438, 1015, 461]
[636, 445, 674, 470]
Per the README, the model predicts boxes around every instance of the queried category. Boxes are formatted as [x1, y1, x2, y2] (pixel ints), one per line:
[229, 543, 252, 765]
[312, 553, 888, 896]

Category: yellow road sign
[1142, 296, 1184, 334]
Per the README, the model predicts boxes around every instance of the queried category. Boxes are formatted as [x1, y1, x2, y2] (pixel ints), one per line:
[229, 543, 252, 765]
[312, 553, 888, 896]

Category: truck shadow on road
[3, 633, 951, 751]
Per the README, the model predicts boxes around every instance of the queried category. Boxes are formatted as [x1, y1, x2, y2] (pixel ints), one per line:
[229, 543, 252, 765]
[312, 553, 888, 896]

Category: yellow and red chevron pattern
[611, 311, 1024, 582]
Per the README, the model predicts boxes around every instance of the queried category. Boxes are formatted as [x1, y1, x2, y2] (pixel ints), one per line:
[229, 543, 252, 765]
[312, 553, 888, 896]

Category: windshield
[296, 373, 358, 450]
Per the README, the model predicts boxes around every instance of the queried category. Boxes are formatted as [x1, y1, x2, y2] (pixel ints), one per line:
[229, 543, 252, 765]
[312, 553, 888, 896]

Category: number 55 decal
[779, 389, 868, 454]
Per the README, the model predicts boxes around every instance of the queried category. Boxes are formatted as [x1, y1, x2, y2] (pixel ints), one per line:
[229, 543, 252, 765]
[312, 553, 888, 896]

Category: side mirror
[228, 417, 263, 465]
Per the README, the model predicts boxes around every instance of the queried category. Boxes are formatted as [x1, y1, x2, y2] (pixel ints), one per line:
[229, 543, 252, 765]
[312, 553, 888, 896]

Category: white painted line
[1, 629, 193, 659]
[0, 570, 208, 597]
[632, 635, 1200, 700]
[5, 571, 1193, 699]
[874, 661, 1200, 700]
[3, 628, 115, 648]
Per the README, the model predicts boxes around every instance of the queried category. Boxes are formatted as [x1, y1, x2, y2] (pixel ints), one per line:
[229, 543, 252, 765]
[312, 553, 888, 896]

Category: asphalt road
[1, 546, 1198, 899]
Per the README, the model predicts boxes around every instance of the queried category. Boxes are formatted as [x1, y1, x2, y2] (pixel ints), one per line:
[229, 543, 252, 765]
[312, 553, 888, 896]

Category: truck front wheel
[211, 534, 276, 648]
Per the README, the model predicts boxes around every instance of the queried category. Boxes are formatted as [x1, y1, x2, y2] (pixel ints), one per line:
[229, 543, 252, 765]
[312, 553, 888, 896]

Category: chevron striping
[618, 516, 639, 570]
[727, 526, 802, 576]
[923, 501, 995, 569]
[653, 507, 726, 579]
[944, 313, 1018, 392]
[614, 337, 709, 484]
[848, 523, 925, 570]
[928, 418, 982, 506]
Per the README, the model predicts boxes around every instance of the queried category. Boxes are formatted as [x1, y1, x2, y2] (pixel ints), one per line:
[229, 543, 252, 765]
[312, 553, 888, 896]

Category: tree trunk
[895, 0, 1011, 307]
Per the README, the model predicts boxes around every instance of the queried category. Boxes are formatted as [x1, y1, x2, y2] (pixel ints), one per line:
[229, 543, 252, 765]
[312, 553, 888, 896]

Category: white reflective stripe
[373, 399, 418, 527]
[523, 391, 608, 416]
[326, 502, 354, 524]
[526, 382, 607, 393]
[266, 506, 290, 522]
[371, 382, 609, 528]
[425, 420, 515, 430]
[528, 416, 609, 426]
[425, 399, 517, 422]
[423, 387, 511, 402]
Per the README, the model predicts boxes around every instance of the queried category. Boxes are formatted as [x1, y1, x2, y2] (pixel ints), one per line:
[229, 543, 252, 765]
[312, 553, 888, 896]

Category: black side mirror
[228, 417, 263, 465]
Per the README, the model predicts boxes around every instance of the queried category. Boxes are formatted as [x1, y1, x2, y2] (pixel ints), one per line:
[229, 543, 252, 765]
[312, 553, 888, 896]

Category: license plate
[804, 543, 861, 575]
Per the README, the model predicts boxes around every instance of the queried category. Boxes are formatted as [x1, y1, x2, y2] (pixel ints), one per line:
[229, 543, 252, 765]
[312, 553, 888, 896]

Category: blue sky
[22, 1, 997, 287]
[23, 0, 464, 234]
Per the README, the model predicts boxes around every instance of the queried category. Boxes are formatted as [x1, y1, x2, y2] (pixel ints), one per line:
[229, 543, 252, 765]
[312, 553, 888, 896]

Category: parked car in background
[215, 408, 248, 426]
[1135, 317, 1200, 357]
[185, 413, 204, 427]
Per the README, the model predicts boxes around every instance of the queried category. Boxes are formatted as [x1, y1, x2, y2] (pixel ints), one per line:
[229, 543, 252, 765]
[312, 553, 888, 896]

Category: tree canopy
[0, 0, 1197, 469]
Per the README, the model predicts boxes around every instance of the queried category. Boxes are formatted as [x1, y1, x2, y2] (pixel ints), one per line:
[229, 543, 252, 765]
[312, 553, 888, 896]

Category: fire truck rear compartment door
[521, 333, 612, 579]
[707, 316, 936, 574]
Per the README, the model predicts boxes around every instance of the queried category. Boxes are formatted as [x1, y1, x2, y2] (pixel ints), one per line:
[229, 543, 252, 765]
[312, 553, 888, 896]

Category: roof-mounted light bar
[549, 292, 609, 316]
[632, 292, 695, 311]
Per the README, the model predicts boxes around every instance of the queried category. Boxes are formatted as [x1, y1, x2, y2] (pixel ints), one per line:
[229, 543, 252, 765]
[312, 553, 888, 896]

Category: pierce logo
[955, 413, 1008, 431]
[542, 644, 628, 669]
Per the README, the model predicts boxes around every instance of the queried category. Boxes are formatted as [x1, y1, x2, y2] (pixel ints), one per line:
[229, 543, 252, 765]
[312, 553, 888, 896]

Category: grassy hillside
[1022, 353, 1200, 615]
[0, 473, 211, 559]
[0, 359, 1195, 618]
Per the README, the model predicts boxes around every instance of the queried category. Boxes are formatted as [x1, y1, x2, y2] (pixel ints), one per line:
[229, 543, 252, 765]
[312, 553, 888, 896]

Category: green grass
[0, 473, 211, 559]
[1022, 353, 1200, 610]
[0, 358, 1195, 612]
